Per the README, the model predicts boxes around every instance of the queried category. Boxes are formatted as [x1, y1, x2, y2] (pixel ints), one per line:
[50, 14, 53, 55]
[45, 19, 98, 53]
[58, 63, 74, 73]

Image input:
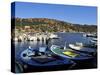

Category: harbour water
[15, 32, 96, 53]
[14, 32, 97, 71]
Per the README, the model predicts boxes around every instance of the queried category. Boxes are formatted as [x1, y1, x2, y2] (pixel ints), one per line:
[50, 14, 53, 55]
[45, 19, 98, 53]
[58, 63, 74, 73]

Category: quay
[13, 32, 59, 42]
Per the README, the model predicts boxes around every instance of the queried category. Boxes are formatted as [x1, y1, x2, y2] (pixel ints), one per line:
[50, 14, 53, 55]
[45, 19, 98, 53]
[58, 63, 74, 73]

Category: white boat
[90, 40, 97, 43]
[49, 33, 59, 39]
[69, 42, 83, 50]
[91, 38, 97, 41]
[90, 37, 97, 45]
[83, 33, 97, 38]
[90, 39, 97, 47]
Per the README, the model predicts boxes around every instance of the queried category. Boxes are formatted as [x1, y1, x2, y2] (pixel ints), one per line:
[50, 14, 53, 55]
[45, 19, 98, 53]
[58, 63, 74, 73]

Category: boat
[50, 45, 97, 69]
[90, 38, 97, 44]
[82, 38, 97, 48]
[20, 46, 48, 60]
[50, 45, 92, 60]
[69, 42, 97, 54]
[69, 42, 83, 50]
[83, 33, 97, 38]
[19, 45, 74, 71]
[90, 40, 97, 45]
[92, 38, 97, 41]
[49, 33, 59, 39]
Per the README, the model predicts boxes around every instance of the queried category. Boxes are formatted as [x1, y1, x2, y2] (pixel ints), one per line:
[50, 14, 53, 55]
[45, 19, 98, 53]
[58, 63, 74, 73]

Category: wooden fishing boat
[50, 45, 92, 61]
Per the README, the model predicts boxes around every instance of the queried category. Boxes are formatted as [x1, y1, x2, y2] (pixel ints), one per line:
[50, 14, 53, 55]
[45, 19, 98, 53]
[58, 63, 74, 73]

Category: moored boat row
[16, 32, 97, 73]
[20, 40, 96, 62]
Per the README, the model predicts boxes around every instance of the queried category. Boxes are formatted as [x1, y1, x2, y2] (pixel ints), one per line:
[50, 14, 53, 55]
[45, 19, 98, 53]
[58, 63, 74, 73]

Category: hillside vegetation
[14, 18, 97, 33]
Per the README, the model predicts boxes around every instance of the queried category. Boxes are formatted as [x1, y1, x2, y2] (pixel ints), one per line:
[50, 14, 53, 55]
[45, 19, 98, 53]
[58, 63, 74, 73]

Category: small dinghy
[90, 38, 97, 47]
[69, 42, 83, 50]
[69, 42, 97, 55]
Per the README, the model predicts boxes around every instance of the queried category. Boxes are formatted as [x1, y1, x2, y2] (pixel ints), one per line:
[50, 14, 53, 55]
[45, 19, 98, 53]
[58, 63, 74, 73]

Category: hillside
[13, 18, 97, 33]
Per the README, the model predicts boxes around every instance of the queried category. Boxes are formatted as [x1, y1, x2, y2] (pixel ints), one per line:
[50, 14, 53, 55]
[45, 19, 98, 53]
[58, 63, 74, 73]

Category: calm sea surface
[14, 32, 96, 62]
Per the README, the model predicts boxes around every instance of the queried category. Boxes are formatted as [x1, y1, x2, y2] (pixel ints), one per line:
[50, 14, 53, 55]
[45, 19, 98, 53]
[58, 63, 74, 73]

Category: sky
[13, 2, 97, 25]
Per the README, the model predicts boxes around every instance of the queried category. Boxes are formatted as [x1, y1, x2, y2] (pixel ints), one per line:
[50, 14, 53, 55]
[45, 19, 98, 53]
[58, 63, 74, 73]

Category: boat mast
[64, 41, 67, 50]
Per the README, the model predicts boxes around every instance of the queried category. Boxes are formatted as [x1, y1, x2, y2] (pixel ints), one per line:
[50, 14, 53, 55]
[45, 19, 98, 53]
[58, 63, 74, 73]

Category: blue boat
[19, 46, 74, 72]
